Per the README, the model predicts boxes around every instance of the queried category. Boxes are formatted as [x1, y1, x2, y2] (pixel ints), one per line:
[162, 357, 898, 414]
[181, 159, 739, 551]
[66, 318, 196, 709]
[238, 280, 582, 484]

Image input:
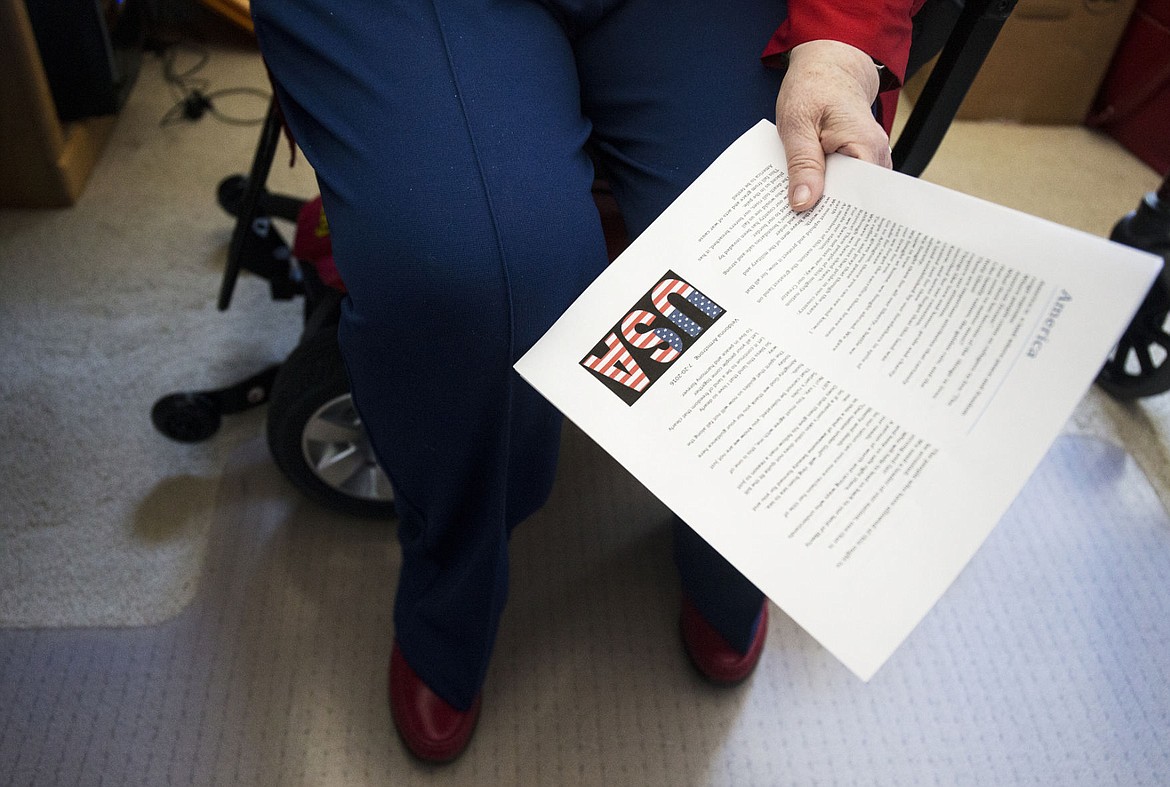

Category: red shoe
[388, 643, 481, 763]
[680, 596, 768, 685]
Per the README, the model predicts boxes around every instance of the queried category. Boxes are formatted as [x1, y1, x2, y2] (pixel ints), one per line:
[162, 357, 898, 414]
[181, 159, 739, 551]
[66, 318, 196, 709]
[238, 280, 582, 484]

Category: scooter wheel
[216, 174, 248, 217]
[267, 329, 397, 519]
[151, 392, 222, 442]
[1096, 276, 1170, 400]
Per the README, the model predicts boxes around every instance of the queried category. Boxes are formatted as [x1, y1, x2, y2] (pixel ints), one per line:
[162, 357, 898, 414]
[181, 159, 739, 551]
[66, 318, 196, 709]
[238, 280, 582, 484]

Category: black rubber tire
[266, 328, 397, 519]
[1096, 278, 1170, 400]
[151, 392, 221, 442]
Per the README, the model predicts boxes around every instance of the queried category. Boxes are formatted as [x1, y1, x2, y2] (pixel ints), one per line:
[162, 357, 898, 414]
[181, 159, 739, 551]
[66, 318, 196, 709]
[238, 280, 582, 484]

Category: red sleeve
[762, 1, 925, 132]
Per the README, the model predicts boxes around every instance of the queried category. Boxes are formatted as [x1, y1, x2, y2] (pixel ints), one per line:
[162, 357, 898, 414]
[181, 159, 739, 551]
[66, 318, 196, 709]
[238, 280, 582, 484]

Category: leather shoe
[389, 642, 481, 763]
[680, 596, 768, 685]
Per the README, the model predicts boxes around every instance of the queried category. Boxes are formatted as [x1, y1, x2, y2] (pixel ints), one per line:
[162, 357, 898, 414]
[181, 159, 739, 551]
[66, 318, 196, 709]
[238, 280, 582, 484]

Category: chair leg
[217, 97, 286, 311]
[893, 0, 1019, 177]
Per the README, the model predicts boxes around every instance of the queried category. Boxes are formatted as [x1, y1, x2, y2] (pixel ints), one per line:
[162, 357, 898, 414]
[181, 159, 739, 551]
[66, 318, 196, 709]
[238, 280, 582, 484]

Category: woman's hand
[775, 39, 891, 212]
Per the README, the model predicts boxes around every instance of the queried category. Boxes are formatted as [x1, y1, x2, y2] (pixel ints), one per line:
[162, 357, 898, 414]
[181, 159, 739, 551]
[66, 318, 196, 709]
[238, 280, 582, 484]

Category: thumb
[782, 127, 826, 213]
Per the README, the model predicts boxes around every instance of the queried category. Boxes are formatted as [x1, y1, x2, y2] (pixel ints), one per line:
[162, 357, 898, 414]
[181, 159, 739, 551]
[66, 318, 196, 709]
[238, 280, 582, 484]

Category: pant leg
[575, 0, 790, 653]
[251, 0, 608, 709]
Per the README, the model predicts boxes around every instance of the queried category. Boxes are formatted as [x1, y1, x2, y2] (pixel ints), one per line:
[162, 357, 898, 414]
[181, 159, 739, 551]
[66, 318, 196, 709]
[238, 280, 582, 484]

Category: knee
[321, 180, 607, 355]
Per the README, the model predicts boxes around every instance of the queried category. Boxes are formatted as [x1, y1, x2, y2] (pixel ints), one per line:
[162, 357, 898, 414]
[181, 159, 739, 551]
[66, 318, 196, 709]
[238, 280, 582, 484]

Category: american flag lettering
[581, 271, 725, 406]
[581, 331, 650, 392]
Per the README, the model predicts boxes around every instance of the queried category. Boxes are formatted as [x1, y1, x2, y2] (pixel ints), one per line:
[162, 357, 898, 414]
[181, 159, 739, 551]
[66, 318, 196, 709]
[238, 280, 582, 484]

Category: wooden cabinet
[0, 0, 118, 208]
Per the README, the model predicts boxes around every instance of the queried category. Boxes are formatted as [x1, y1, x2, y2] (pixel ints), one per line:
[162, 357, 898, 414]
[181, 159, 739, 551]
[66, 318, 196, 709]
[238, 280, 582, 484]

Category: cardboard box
[904, 0, 1139, 124]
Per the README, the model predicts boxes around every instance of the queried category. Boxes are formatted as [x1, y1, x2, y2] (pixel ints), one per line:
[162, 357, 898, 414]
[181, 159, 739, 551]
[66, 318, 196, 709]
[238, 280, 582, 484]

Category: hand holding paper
[775, 40, 891, 211]
[516, 121, 1161, 680]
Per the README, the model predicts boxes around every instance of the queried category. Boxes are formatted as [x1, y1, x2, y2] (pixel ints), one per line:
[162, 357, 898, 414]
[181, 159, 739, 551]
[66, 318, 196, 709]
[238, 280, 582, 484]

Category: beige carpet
[0, 25, 316, 627]
[3, 426, 1169, 785]
[0, 19, 1165, 631]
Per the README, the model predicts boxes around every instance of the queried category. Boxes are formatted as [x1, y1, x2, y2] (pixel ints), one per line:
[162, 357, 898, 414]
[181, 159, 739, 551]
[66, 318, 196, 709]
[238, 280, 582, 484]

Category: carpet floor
[3, 430, 1168, 785]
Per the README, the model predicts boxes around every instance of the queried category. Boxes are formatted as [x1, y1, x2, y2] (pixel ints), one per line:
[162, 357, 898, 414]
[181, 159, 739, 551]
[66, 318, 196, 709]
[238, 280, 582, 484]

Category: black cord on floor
[157, 42, 270, 127]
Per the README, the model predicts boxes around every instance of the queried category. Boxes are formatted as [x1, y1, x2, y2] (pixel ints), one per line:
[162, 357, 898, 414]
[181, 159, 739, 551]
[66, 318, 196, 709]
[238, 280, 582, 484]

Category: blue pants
[252, 0, 785, 710]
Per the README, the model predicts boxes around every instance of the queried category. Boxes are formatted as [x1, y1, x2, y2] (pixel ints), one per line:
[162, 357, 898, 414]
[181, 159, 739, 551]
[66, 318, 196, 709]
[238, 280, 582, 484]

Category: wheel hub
[300, 394, 394, 504]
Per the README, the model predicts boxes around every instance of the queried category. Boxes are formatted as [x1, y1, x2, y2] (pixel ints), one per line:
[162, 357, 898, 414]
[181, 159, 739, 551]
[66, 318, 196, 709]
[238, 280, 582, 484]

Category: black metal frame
[893, 0, 1018, 176]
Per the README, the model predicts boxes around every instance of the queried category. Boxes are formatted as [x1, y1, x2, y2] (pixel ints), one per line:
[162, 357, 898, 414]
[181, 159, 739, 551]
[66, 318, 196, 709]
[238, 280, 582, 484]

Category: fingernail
[792, 184, 811, 208]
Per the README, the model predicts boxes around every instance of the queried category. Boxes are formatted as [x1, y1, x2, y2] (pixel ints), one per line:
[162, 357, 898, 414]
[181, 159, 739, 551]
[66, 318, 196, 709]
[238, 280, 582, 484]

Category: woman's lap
[252, 0, 785, 707]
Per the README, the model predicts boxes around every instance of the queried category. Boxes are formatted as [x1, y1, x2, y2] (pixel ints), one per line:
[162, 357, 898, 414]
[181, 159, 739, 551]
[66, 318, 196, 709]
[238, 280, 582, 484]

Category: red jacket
[762, 0, 927, 132]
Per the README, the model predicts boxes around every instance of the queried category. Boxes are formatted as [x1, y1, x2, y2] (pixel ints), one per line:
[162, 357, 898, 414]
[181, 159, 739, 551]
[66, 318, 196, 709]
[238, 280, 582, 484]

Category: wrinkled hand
[776, 40, 891, 212]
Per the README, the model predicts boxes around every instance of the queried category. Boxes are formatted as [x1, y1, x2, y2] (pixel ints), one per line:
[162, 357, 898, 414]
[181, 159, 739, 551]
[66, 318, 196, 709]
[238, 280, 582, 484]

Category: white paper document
[514, 120, 1162, 680]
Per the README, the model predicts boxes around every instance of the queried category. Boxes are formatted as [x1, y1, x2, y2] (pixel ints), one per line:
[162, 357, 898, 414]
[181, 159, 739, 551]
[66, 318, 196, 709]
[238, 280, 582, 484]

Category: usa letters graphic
[580, 271, 725, 405]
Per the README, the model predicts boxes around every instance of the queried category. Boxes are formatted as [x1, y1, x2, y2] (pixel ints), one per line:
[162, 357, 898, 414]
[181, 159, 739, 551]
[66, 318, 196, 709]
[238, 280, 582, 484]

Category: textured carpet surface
[0, 34, 316, 626]
[1, 431, 1167, 785]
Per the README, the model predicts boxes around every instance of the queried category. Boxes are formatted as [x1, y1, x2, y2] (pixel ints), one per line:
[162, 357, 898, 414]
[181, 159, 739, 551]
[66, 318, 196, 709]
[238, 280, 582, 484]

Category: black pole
[217, 98, 284, 311]
[893, 0, 1019, 177]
